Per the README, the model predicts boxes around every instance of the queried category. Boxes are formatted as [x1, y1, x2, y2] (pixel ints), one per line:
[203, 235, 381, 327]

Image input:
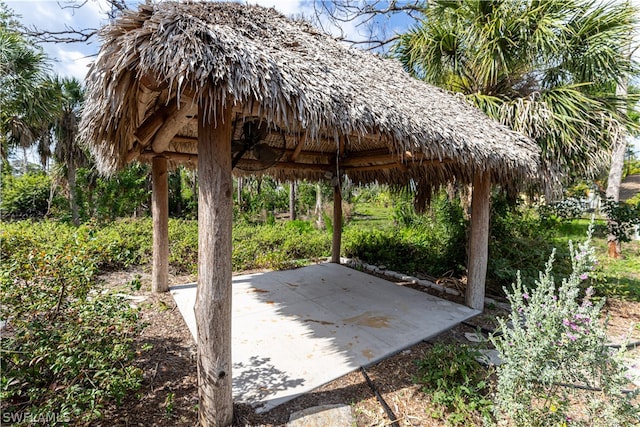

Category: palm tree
[0, 4, 58, 172]
[51, 76, 88, 225]
[395, 0, 637, 199]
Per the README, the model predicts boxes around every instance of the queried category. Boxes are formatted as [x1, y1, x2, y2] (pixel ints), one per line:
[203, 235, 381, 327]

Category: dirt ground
[97, 267, 640, 427]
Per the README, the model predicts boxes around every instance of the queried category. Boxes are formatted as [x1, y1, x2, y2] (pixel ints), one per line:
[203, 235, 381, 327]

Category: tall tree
[52, 76, 87, 225]
[395, 0, 638, 199]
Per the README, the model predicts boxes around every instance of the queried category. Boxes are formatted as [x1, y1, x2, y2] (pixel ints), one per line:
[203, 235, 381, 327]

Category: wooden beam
[466, 170, 491, 311]
[136, 84, 156, 129]
[344, 163, 405, 172]
[290, 138, 305, 162]
[341, 153, 402, 166]
[140, 73, 168, 91]
[141, 150, 449, 174]
[140, 150, 197, 163]
[135, 102, 181, 148]
[345, 148, 390, 158]
[331, 179, 342, 263]
[194, 101, 233, 426]
[151, 101, 197, 153]
[235, 159, 331, 172]
[151, 156, 169, 293]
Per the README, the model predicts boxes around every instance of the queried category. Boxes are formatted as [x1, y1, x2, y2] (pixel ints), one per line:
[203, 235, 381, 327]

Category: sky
[4, 0, 407, 81]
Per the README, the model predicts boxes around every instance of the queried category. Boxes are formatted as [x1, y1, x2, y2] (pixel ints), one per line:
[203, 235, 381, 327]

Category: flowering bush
[490, 223, 639, 426]
[539, 198, 586, 221]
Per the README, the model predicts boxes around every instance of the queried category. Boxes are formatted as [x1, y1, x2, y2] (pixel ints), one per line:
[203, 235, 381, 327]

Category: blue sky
[4, 0, 411, 81]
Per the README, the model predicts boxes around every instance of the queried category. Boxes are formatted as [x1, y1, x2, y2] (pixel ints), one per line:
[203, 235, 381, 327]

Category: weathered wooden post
[151, 155, 169, 293]
[466, 170, 491, 311]
[331, 178, 342, 263]
[194, 99, 234, 426]
[289, 180, 296, 220]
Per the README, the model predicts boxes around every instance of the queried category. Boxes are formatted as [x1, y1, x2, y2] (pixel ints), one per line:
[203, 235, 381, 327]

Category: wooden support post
[151, 156, 169, 293]
[289, 180, 296, 221]
[331, 180, 342, 263]
[195, 101, 233, 427]
[466, 171, 491, 311]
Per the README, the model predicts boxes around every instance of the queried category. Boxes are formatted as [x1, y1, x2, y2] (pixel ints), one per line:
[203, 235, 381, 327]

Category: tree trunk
[605, 81, 628, 259]
[195, 101, 233, 427]
[315, 182, 323, 228]
[175, 169, 183, 217]
[331, 181, 342, 263]
[68, 162, 79, 225]
[466, 171, 491, 311]
[289, 180, 297, 220]
[152, 156, 169, 293]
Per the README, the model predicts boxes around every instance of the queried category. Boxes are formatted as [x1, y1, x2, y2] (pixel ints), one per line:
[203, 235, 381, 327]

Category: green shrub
[488, 197, 570, 294]
[0, 221, 145, 423]
[343, 194, 467, 276]
[491, 224, 639, 426]
[414, 343, 493, 426]
[601, 198, 640, 245]
[233, 221, 330, 270]
[0, 172, 54, 219]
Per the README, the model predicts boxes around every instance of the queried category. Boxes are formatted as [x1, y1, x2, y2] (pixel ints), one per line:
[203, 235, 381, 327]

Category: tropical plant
[491, 224, 639, 426]
[0, 4, 58, 171]
[395, 0, 638, 199]
[51, 76, 88, 225]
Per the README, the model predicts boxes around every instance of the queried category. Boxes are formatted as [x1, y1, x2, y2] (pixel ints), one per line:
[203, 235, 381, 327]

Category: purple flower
[523, 292, 530, 300]
[579, 273, 589, 280]
[574, 314, 590, 323]
[562, 318, 571, 326]
[567, 333, 577, 341]
[585, 287, 594, 296]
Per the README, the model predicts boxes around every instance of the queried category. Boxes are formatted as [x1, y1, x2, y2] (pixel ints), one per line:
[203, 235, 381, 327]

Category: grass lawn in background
[554, 218, 640, 302]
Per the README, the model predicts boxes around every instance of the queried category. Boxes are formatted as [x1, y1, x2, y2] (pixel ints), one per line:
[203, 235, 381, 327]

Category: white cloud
[54, 48, 93, 80]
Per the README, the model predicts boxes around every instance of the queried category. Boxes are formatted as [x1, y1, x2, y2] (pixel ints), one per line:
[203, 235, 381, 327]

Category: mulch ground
[97, 266, 640, 427]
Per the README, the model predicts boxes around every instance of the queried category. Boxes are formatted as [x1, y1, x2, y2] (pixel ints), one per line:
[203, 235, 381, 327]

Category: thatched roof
[81, 1, 539, 191]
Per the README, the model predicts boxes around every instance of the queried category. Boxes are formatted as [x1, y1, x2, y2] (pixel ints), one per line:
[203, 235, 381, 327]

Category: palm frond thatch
[80, 1, 539, 192]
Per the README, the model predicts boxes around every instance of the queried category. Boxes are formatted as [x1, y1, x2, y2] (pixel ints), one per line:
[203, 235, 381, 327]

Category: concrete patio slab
[170, 263, 479, 413]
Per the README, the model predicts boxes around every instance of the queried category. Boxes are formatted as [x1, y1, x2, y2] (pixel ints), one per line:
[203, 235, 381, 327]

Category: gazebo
[80, 2, 539, 425]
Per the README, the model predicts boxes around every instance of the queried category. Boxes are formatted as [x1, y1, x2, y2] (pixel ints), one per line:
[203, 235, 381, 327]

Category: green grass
[552, 218, 640, 301]
[593, 239, 640, 301]
[348, 202, 394, 228]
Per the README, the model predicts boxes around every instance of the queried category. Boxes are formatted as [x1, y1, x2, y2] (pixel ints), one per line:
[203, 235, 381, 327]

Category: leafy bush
[343, 193, 467, 276]
[601, 198, 640, 244]
[233, 220, 331, 270]
[0, 222, 145, 423]
[74, 164, 151, 222]
[488, 197, 570, 294]
[539, 197, 586, 221]
[0, 172, 55, 219]
[414, 343, 493, 426]
[491, 224, 639, 426]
